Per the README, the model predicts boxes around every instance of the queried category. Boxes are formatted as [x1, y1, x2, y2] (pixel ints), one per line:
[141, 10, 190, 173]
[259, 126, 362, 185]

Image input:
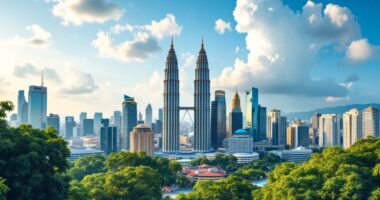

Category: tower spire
[41, 70, 44, 87]
[170, 36, 173, 48]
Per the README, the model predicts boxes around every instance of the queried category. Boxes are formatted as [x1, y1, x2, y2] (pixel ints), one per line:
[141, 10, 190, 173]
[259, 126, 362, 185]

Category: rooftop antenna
[41, 70, 44, 87]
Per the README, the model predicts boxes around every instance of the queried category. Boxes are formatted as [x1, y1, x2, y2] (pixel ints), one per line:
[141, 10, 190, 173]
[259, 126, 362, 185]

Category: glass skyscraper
[145, 104, 153, 127]
[245, 87, 259, 139]
[28, 85, 47, 129]
[65, 116, 75, 138]
[17, 90, 28, 125]
[47, 113, 60, 133]
[122, 95, 137, 150]
[211, 90, 226, 149]
[229, 90, 243, 137]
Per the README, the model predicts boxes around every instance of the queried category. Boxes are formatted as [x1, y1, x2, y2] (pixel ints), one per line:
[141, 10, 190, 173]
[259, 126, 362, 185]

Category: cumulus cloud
[345, 38, 380, 62]
[144, 14, 182, 39]
[12, 24, 52, 48]
[60, 67, 98, 94]
[325, 96, 350, 102]
[212, 0, 364, 98]
[181, 53, 196, 68]
[133, 70, 163, 111]
[51, 0, 123, 25]
[93, 14, 182, 63]
[13, 63, 61, 83]
[214, 19, 232, 34]
[92, 31, 161, 62]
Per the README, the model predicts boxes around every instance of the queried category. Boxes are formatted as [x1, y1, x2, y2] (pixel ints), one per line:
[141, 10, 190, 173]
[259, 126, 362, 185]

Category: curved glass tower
[163, 39, 180, 152]
[194, 40, 211, 152]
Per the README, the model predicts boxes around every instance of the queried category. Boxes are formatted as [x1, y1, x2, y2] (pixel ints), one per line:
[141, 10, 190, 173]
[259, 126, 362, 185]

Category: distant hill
[284, 103, 380, 121]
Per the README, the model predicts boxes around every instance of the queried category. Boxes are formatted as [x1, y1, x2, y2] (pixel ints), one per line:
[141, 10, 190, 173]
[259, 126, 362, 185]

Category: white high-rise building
[343, 109, 362, 148]
[145, 104, 153, 128]
[267, 109, 287, 146]
[319, 114, 340, 147]
[362, 106, 379, 138]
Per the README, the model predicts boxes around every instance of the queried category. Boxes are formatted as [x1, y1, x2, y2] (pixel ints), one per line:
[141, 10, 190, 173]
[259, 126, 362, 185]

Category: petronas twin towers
[163, 39, 211, 153]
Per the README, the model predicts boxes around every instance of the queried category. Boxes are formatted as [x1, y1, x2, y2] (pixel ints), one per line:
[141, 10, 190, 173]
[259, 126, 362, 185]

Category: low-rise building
[233, 152, 260, 164]
[183, 164, 227, 181]
[271, 146, 312, 163]
[68, 148, 104, 161]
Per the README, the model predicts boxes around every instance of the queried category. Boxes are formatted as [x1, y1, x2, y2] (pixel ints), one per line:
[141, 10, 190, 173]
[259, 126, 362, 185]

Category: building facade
[79, 112, 87, 136]
[47, 113, 60, 132]
[93, 112, 103, 136]
[267, 109, 287, 146]
[145, 103, 153, 127]
[28, 85, 47, 129]
[319, 114, 341, 147]
[65, 116, 75, 138]
[286, 121, 309, 149]
[245, 87, 259, 138]
[211, 90, 226, 149]
[100, 122, 118, 155]
[193, 40, 211, 152]
[17, 90, 28, 125]
[83, 119, 94, 136]
[130, 124, 155, 156]
[343, 108, 362, 148]
[227, 129, 253, 153]
[228, 90, 243, 137]
[362, 106, 379, 138]
[122, 95, 137, 150]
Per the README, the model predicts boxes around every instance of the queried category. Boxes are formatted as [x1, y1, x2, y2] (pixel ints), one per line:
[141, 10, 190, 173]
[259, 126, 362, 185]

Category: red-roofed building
[182, 165, 227, 181]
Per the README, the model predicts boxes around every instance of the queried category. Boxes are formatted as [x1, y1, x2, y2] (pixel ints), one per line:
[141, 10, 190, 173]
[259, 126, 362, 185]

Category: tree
[69, 154, 106, 181]
[252, 137, 380, 200]
[0, 178, 9, 200]
[0, 102, 71, 200]
[81, 166, 162, 200]
[176, 175, 191, 188]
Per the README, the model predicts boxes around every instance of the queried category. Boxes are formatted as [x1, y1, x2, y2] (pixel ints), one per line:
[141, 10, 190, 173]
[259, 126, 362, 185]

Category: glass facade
[245, 87, 259, 138]
[211, 90, 226, 149]
[122, 95, 137, 150]
[28, 85, 47, 129]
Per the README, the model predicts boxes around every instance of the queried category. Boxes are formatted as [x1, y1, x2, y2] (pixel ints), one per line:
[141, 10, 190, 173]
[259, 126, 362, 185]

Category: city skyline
[0, 0, 379, 118]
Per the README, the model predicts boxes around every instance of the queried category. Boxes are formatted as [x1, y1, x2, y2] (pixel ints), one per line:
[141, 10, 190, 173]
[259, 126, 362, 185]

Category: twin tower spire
[163, 38, 211, 153]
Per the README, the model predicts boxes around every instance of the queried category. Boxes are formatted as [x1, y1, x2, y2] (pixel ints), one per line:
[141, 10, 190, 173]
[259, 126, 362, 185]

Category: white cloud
[144, 14, 182, 40]
[235, 46, 240, 53]
[93, 14, 182, 63]
[214, 19, 231, 34]
[92, 31, 161, 63]
[325, 96, 350, 102]
[13, 63, 61, 83]
[133, 70, 163, 113]
[181, 53, 196, 68]
[60, 67, 98, 94]
[212, 0, 364, 98]
[12, 24, 52, 48]
[51, 0, 123, 26]
[346, 38, 375, 62]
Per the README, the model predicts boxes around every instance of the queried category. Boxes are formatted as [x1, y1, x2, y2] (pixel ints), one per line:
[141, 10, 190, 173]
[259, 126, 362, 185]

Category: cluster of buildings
[8, 40, 380, 165]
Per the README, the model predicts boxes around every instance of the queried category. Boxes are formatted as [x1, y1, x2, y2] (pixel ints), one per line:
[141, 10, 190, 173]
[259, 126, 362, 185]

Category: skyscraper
[311, 113, 322, 129]
[65, 116, 75, 138]
[343, 108, 362, 148]
[362, 106, 379, 138]
[158, 108, 163, 121]
[17, 90, 28, 125]
[79, 112, 87, 136]
[82, 119, 94, 136]
[267, 109, 287, 146]
[211, 90, 226, 149]
[193, 39, 211, 152]
[93, 112, 103, 136]
[245, 87, 259, 139]
[229, 90, 243, 137]
[28, 84, 47, 129]
[47, 113, 60, 132]
[138, 112, 143, 122]
[286, 121, 309, 149]
[100, 120, 117, 154]
[258, 105, 267, 141]
[145, 103, 153, 127]
[122, 95, 137, 150]
[319, 114, 340, 147]
[163, 39, 180, 152]
[130, 124, 154, 156]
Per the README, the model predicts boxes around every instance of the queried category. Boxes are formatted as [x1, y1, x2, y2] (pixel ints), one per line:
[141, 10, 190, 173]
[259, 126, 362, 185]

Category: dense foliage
[69, 154, 106, 181]
[0, 101, 71, 199]
[253, 137, 380, 200]
[176, 176, 257, 200]
[190, 153, 239, 172]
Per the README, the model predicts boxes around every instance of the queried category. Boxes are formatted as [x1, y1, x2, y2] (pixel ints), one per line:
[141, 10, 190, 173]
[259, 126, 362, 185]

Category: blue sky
[0, 0, 379, 120]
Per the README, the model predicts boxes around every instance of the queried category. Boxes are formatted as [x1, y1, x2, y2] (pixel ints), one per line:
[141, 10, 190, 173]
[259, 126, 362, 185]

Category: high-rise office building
[245, 87, 259, 139]
[65, 116, 75, 138]
[28, 84, 47, 129]
[158, 108, 163, 121]
[130, 124, 154, 156]
[145, 104, 153, 127]
[82, 119, 94, 136]
[267, 109, 287, 146]
[211, 90, 226, 149]
[163, 39, 180, 152]
[258, 105, 267, 141]
[343, 108, 362, 148]
[17, 90, 28, 125]
[227, 129, 253, 154]
[111, 111, 122, 130]
[93, 112, 103, 136]
[100, 120, 117, 155]
[47, 113, 60, 132]
[362, 106, 379, 138]
[286, 121, 309, 149]
[9, 113, 17, 127]
[229, 90, 243, 137]
[122, 95, 137, 150]
[79, 112, 87, 136]
[319, 114, 340, 147]
[311, 113, 322, 129]
[194, 39, 211, 152]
